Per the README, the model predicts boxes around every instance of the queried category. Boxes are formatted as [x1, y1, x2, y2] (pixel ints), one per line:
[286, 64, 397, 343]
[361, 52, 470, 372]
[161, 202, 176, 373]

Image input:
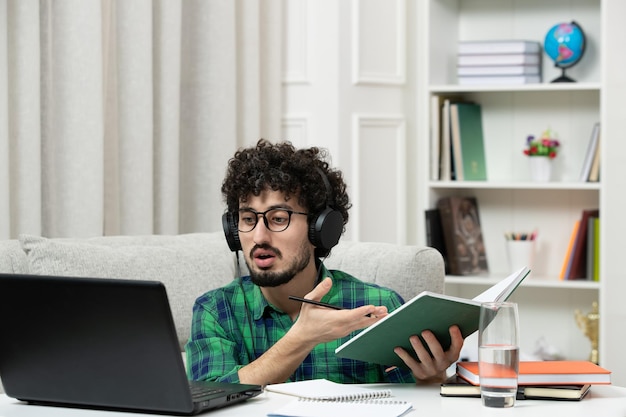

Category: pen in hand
[288, 296, 372, 317]
[288, 295, 343, 310]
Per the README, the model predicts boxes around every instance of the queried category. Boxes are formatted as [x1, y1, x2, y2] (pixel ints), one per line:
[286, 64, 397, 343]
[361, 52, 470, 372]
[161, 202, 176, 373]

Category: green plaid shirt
[185, 264, 415, 384]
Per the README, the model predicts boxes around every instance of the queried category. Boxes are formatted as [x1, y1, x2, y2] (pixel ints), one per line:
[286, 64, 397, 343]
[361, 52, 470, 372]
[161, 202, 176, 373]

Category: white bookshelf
[415, 0, 626, 377]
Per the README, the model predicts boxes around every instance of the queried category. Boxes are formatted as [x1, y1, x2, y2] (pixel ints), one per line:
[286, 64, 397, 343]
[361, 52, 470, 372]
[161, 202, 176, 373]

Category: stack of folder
[457, 40, 542, 85]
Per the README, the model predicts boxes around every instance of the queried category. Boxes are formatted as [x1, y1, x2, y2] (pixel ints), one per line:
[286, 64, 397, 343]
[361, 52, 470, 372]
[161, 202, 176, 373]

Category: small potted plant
[524, 129, 560, 181]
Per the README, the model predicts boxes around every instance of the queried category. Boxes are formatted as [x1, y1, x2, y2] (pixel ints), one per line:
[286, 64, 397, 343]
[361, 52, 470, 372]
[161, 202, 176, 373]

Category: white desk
[1, 384, 626, 417]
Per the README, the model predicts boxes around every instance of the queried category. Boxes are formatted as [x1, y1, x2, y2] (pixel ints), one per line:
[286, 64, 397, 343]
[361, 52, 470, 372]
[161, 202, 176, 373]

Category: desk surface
[1, 384, 626, 417]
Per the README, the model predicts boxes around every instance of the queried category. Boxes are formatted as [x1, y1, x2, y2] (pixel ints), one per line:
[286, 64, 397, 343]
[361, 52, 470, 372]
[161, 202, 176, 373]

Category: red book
[457, 360, 611, 386]
[568, 209, 600, 279]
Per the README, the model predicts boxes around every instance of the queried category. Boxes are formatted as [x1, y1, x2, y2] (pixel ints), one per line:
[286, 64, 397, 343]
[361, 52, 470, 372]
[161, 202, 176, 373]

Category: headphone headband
[315, 166, 334, 207]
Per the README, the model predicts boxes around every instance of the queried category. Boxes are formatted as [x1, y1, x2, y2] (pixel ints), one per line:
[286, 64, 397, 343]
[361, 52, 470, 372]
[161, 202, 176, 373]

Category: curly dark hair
[221, 139, 351, 229]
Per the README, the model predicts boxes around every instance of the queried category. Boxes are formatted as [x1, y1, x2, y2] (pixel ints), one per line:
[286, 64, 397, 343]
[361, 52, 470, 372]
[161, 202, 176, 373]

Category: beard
[247, 240, 313, 287]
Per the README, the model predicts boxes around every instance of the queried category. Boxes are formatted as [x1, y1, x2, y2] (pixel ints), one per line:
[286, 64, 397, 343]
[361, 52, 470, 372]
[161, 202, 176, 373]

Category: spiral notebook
[265, 380, 412, 417]
[267, 398, 413, 417]
[265, 379, 392, 400]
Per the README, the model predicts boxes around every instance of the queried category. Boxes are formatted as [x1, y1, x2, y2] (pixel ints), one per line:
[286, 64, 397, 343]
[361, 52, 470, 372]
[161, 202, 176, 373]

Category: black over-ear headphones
[222, 209, 241, 252]
[222, 167, 343, 256]
[308, 167, 343, 257]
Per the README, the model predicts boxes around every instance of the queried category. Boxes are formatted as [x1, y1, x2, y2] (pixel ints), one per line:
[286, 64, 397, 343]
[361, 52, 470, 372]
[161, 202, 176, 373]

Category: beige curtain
[0, 0, 282, 239]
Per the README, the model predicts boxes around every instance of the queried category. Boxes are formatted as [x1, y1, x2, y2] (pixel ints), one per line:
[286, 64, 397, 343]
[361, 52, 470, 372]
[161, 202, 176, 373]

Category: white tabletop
[1, 384, 626, 417]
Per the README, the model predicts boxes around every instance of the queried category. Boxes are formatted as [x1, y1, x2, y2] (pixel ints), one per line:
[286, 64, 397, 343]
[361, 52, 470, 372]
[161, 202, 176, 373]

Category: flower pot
[529, 156, 552, 182]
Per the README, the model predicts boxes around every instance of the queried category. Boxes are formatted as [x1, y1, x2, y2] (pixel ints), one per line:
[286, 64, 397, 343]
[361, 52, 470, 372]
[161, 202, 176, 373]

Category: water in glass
[479, 345, 520, 408]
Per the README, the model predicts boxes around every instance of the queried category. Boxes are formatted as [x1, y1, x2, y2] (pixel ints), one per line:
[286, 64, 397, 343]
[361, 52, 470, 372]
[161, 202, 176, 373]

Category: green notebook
[335, 267, 530, 368]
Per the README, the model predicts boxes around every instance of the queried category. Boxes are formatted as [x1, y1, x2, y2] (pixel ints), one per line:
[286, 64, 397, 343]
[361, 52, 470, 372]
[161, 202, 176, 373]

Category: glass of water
[478, 301, 520, 408]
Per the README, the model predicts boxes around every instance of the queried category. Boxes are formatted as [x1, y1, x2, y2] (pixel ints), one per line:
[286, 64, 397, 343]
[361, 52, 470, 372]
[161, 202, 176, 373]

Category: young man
[185, 139, 463, 386]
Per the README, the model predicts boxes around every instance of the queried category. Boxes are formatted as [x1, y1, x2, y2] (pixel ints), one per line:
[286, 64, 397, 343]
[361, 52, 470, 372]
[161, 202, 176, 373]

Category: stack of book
[441, 360, 612, 401]
[457, 40, 542, 85]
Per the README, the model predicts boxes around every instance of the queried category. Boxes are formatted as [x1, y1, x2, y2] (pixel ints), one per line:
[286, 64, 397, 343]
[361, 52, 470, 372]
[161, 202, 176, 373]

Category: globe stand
[551, 67, 576, 83]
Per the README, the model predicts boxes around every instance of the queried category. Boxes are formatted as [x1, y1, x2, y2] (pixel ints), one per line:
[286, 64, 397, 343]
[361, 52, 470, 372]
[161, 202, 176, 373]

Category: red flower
[524, 131, 560, 158]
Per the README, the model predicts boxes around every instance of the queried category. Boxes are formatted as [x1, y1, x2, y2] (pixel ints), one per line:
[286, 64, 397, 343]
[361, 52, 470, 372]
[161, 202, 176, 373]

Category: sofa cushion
[19, 233, 236, 350]
[324, 241, 444, 302]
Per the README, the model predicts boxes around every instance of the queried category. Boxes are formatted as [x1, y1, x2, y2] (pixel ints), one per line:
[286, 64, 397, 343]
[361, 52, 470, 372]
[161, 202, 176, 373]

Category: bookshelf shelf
[445, 276, 600, 290]
[430, 82, 601, 94]
[429, 181, 601, 191]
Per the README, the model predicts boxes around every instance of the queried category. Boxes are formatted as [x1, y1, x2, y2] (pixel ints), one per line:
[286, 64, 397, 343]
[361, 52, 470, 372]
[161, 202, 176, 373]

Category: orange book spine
[559, 220, 580, 280]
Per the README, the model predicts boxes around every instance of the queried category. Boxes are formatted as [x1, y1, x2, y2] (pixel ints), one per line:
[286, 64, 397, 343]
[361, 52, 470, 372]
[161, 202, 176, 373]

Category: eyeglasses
[237, 208, 309, 233]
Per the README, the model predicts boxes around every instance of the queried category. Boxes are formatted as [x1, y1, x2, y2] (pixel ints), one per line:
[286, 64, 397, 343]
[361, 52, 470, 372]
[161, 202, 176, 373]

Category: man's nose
[252, 215, 271, 241]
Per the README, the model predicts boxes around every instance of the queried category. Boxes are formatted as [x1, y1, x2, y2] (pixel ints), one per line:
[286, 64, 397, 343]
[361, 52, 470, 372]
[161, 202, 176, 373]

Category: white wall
[281, 0, 415, 244]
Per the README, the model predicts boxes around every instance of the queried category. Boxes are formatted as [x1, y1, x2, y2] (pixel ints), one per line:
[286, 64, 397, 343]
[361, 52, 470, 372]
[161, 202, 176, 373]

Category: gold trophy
[575, 301, 599, 364]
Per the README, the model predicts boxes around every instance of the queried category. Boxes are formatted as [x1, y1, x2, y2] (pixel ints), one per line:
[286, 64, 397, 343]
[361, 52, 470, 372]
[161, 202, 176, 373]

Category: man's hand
[290, 277, 388, 346]
[393, 325, 464, 383]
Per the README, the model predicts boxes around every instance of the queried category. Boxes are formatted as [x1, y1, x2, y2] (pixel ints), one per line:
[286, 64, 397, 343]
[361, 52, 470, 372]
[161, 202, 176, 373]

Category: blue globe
[544, 21, 585, 69]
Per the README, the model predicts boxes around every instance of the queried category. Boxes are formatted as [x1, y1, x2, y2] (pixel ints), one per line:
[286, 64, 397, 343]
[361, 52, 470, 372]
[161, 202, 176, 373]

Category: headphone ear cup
[222, 212, 242, 252]
[309, 207, 343, 253]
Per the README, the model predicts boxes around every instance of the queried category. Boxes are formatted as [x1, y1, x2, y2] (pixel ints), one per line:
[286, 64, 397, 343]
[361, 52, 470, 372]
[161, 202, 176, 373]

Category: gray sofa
[0, 232, 445, 394]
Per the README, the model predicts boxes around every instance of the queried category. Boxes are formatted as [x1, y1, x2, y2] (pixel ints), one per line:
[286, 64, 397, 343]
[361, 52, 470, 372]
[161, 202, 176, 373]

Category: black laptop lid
[0, 274, 197, 414]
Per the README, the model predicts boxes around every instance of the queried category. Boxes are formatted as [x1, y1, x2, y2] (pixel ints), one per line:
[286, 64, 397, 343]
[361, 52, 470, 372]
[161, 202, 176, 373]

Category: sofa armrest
[0, 240, 29, 274]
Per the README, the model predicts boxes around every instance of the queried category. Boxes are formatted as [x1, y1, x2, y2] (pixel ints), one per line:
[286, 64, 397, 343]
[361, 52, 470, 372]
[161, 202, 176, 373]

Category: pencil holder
[506, 240, 534, 272]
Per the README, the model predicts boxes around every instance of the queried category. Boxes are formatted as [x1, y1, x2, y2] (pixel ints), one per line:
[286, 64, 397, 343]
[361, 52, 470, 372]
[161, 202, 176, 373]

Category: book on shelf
[335, 267, 529, 368]
[449, 104, 463, 181]
[430, 93, 464, 181]
[450, 102, 487, 181]
[440, 374, 591, 401]
[266, 379, 412, 417]
[424, 208, 449, 274]
[458, 53, 541, 67]
[579, 123, 601, 182]
[458, 40, 541, 55]
[440, 98, 454, 181]
[588, 129, 601, 182]
[590, 217, 600, 282]
[559, 220, 580, 280]
[568, 209, 600, 279]
[586, 216, 600, 281]
[437, 196, 488, 275]
[430, 94, 442, 181]
[458, 75, 541, 85]
[456, 360, 611, 386]
[457, 65, 540, 76]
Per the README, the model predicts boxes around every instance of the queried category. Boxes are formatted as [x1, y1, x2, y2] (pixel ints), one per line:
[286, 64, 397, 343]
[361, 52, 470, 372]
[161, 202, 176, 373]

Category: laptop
[0, 273, 262, 415]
